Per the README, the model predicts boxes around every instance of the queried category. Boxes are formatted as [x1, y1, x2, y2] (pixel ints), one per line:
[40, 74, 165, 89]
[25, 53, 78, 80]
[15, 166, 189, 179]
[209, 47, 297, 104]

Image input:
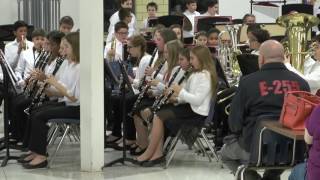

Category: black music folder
[237, 53, 259, 76]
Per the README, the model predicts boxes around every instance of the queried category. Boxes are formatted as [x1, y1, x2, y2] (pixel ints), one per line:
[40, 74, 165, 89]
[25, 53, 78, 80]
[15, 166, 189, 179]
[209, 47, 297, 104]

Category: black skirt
[132, 97, 155, 115]
[156, 103, 206, 134]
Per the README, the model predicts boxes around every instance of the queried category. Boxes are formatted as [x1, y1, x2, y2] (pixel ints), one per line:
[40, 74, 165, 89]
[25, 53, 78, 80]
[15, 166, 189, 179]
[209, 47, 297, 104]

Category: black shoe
[105, 136, 122, 145]
[130, 146, 146, 156]
[22, 160, 48, 169]
[17, 153, 32, 163]
[132, 158, 148, 166]
[141, 156, 165, 167]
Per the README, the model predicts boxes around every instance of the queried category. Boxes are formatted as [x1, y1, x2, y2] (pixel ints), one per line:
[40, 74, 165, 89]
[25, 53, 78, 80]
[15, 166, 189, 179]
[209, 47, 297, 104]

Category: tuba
[277, 13, 319, 73]
[218, 24, 242, 85]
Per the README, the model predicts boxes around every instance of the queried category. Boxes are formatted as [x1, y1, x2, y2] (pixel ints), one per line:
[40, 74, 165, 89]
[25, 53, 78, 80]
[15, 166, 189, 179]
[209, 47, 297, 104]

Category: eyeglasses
[117, 31, 129, 35]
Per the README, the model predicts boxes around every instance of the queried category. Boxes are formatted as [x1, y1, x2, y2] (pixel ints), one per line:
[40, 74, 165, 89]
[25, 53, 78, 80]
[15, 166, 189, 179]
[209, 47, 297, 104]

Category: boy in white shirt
[106, 0, 136, 43]
[183, 0, 200, 38]
[202, 0, 219, 16]
[104, 22, 129, 61]
[15, 28, 46, 86]
[59, 16, 74, 34]
[5, 20, 34, 70]
[142, 2, 158, 29]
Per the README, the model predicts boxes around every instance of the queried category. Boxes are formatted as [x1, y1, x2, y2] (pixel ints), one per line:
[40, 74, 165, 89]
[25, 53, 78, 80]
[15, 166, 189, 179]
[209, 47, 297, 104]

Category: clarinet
[143, 68, 191, 126]
[128, 59, 165, 117]
[150, 67, 182, 110]
[24, 51, 51, 96]
[24, 56, 65, 115]
[137, 48, 157, 91]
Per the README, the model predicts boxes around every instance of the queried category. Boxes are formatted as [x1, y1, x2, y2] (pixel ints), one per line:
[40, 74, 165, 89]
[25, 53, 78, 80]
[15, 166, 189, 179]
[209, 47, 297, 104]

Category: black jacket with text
[228, 62, 310, 152]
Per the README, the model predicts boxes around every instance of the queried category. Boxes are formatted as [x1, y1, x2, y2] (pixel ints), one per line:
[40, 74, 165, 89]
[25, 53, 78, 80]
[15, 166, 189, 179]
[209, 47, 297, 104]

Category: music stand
[104, 60, 135, 167]
[194, 16, 232, 33]
[282, 4, 313, 15]
[236, 53, 259, 76]
[0, 56, 19, 166]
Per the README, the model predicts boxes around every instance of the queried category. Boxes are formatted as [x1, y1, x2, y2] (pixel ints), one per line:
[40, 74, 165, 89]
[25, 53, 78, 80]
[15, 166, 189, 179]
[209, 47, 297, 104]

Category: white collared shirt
[104, 38, 123, 60]
[4, 39, 33, 69]
[183, 10, 200, 38]
[58, 61, 80, 106]
[132, 53, 152, 90]
[285, 56, 320, 94]
[201, 12, 220, 16]
[106, 11, 137, 43]
[15, 48, 40, 82]
[178, 70, 212, 116]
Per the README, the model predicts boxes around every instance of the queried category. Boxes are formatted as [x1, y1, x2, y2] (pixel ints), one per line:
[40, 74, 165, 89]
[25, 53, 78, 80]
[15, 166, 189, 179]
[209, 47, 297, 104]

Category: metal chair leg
[200, 128, 220, 162]
[48, 124, 60, 145]
[164, 134, 180, 169]
[49, 125, 70, 168]
[234, 165, 245, 180]
[196, 138, 212, 162]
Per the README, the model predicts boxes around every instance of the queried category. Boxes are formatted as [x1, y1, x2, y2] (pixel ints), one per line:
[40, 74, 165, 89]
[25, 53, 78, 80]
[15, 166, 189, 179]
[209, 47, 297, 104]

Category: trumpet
[108, 36, 117, 61]
[21, 35, 28, 51]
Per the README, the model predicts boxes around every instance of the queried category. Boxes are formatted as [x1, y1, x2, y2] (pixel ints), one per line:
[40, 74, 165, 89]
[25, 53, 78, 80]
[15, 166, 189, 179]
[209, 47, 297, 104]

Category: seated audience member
[202, 0, 219, 16]
[284, 34, 320, 94]
[247, 28, 270, 55]
[107, 0, 136, 43]
[289, 105, 320, 180]
[183, 0, 200, 38]
[220, 40, 310, 179]
[104, 21, 129, 60]
[242, 14, 256, 25]
[207, 28, 220, 46]
[142, 2, 158, 29]
[195, 31, 208, 46]
[59, 16, 74, 33]
[170, 24, 183, 41]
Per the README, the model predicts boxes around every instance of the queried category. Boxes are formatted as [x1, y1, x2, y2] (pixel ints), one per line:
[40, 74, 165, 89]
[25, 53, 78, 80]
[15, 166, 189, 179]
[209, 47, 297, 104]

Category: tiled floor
[0, 141, 291, 180]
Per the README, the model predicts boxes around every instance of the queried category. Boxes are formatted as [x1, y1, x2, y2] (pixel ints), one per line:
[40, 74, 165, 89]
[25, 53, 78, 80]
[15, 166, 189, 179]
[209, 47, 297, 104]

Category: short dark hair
[247, 23, 261, 34]
[59, 16, 74, 27]
[186, 0, 197, 5]
[114, 21, 129, 32]
[207, 0, 218, 7]
[243, 13, 255, 21]
[147, 2, 158, 10]
[31, 28, 46, 38]
[195, 31, 207, 39]
[119, 8, 132, 21]
[47, 30, 65, 45]
[207, 28, 220, 37]
[250, 29, 270, 44]
[13, 20, 28, 31]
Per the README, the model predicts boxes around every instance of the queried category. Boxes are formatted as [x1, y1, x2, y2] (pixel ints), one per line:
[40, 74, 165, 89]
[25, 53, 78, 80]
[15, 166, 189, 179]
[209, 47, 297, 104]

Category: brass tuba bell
[277, 13, 320, 73]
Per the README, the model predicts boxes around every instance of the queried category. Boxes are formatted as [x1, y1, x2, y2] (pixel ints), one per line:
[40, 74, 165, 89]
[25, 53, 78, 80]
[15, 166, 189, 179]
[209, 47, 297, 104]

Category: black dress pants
[9, 94, 32, 141]
[27, 101, 80, 156]
[110, 93, 137, 140]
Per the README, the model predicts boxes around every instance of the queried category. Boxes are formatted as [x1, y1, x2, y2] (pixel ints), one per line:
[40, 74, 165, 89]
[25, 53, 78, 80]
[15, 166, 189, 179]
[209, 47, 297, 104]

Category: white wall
[219, 0, 302, 23]
[0, 0, 18, 25]
[0, 0, 79, 31]
[61, 0, 79, 31]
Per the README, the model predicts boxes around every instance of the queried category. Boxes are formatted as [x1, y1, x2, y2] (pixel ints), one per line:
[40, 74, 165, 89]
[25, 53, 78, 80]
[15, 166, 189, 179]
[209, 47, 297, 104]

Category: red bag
[280, 91, 320, 130]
